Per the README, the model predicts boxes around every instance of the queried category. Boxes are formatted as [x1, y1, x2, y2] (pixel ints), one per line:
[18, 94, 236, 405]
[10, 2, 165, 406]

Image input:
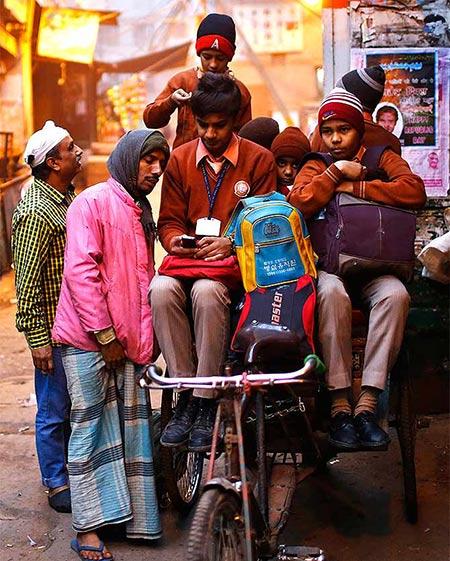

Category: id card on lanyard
[195, 160, 230, 237]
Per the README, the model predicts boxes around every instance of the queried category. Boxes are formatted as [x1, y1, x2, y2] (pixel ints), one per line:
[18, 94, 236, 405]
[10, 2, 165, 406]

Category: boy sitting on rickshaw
[288, 88, 426, 451]
[149, 72, 276, 453]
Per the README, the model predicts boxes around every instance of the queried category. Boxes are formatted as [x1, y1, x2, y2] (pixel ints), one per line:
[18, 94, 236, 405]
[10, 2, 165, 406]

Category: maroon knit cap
[196, 13, 236, 61]
[318, 88, 365, 138]
[239, 117, 280, 149]
[271, 127, 310, 161]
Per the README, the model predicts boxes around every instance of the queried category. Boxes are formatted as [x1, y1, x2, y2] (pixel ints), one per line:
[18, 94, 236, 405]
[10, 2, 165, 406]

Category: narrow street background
[0, 271, 448, 561]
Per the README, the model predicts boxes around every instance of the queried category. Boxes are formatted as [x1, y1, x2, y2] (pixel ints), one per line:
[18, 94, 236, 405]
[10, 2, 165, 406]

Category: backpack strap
[361, 145, 390, 182]
[361, 145, 389, 168]
[300, 151, 334, 170]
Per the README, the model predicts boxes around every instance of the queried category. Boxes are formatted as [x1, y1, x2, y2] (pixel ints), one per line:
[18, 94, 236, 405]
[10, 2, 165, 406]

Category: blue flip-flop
[70, 538, 114, 561]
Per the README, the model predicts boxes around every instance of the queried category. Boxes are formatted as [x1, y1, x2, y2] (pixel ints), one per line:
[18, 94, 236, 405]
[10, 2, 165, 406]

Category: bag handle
[224, 191, 285, 237]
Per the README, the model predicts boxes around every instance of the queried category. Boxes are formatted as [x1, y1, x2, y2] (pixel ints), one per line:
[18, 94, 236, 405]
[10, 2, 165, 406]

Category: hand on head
[171, 89, 192, 105]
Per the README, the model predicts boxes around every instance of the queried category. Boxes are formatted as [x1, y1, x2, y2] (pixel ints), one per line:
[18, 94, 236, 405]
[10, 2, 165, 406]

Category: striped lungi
[61, 347, 161, 539]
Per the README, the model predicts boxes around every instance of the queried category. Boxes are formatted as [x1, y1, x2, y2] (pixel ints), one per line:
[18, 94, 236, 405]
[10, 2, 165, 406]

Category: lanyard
[200, 160, 230, 218]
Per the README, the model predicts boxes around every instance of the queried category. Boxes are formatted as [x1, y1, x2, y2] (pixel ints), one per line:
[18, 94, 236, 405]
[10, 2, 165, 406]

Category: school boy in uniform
[143, 13, 251, 149]
[149, 72, 276, 452]
[270, 126, 310, 195]
[310, 66, 402, 155]
[289, 89, 426, 450]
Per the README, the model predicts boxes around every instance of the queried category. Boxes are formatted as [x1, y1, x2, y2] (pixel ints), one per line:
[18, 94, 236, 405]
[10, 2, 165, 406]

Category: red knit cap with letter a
[196, 13, 236, 61]
[318, 87, 365, 138]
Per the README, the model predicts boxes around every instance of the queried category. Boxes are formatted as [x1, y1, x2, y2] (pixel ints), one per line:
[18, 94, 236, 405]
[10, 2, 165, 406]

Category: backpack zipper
[336, 195, 344, 239]
[254, 235, 296, 253]
[378, 207, 383, 256]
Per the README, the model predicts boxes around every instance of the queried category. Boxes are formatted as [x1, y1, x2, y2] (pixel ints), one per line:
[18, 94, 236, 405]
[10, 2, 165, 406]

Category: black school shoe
[160, 392, 199, 447]
[48, 486, 71, 513]
[354, 410, 391, 448]
[188, 399, 217, 453]
[328, 412, 359, 450]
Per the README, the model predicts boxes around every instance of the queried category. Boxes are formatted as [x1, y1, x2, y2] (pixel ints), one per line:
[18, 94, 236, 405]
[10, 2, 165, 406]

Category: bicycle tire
[396, 363, 418, 524]
[160, 388, 204, 512]
[187, 488, 248, 561]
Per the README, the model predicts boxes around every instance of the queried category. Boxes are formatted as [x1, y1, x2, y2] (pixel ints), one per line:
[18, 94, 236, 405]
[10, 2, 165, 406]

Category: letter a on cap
[210, 38, 220, 50]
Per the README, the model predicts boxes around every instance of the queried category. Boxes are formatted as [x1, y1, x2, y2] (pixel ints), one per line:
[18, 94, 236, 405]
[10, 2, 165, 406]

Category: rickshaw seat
[233, 323, 313, 376]
[234, 323, 301, 361]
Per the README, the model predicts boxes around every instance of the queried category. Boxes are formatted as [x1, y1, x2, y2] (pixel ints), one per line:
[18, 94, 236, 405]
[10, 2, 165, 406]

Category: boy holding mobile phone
[149, 72, 276, 452]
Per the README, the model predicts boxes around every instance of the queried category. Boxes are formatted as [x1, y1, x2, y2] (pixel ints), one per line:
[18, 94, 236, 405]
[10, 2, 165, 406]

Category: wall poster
[351, 48, 449, 198]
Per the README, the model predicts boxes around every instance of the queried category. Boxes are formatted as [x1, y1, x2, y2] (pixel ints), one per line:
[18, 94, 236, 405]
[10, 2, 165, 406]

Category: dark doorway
[33, 60, 96, 147]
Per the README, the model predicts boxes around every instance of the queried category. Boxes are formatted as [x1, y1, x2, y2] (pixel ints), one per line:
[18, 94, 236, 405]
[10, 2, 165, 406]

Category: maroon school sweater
[158, 137, 277, 251]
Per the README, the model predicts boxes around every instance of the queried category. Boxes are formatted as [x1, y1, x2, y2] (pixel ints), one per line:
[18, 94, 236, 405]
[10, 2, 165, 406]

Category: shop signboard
[37, 8, 100, 65]
[352, 48, 449, 197]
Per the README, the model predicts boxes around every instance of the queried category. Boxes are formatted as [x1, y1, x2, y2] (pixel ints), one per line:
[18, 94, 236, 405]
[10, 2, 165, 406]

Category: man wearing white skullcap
[24, 120, 70, 168]
[12, 121, 82, 513]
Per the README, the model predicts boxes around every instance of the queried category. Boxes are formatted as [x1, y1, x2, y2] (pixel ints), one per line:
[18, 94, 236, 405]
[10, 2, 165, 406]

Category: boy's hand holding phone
[169, 235, 197, 256]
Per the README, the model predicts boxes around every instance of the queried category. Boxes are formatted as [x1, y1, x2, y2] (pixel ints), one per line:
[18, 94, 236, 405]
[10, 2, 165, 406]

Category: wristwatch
[94, 326, 116, 345]
[225, 234, 236, 254]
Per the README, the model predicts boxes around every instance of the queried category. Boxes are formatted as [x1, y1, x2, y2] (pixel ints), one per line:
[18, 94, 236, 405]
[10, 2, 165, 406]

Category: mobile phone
[180, 235, 197, 249]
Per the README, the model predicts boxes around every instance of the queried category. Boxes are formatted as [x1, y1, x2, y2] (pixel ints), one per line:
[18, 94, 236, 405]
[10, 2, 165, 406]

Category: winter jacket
[52, 178, 155, 365]
[288, 145, 426, 219]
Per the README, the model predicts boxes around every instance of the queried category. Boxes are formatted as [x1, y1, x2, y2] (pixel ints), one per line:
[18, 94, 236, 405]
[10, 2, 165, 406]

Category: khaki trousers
[149, 275, 231, 399]
[317, 271, 410, 391]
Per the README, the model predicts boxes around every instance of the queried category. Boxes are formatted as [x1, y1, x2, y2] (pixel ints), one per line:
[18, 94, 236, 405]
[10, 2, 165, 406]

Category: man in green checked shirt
[12, 121, 82, 513]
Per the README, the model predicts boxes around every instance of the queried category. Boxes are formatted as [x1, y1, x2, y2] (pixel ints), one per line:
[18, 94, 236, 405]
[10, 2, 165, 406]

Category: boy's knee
[191, 279, 230, 308]
[317, 273, 351, 308]
[373, 279, 410, 312]
[149, 275, 185, 307]
[386, 284, 410, 312]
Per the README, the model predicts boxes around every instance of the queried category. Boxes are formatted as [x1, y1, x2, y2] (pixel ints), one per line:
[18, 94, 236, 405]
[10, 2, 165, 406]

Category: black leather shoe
[328, 412, 359, 450]
[189, 399, 217, 452]
[160, 392, 199, 447]
[48, 486, 71, 513]
[354, 410, 391, 448]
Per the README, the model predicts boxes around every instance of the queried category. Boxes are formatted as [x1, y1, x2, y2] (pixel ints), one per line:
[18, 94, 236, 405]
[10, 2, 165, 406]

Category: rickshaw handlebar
[138, 354, 325, 390]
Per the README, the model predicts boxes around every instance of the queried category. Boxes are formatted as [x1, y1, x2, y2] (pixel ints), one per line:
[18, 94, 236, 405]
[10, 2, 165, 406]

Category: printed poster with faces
[352, 47, 449, 198]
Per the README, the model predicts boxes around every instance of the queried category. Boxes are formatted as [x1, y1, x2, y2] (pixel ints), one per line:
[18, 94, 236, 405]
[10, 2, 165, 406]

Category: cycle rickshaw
[141, 300, 418, 561]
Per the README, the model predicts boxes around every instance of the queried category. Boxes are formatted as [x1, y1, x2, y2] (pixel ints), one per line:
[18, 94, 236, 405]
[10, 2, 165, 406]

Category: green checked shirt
[12, 178, 75, 349]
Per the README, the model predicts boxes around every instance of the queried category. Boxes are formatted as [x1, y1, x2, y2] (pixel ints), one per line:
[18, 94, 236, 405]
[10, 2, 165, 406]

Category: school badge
[234, 180, 250, 198]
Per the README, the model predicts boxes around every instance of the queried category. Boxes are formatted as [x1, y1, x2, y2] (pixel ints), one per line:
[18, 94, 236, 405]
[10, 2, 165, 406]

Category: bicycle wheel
[187, 488, 247, 561]
[160, 388, 204, 512]
[395, 354, 418, 524]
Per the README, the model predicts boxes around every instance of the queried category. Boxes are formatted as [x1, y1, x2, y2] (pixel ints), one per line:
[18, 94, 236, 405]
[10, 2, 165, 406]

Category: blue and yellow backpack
[224, 191, 317, 292]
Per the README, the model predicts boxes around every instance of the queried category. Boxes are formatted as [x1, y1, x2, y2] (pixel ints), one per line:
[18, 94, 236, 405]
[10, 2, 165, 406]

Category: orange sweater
[158, 137, 276, 251]
[143, 68, 252, 149]
[310, 114, 402, 155]
[288, 147, 426, 219]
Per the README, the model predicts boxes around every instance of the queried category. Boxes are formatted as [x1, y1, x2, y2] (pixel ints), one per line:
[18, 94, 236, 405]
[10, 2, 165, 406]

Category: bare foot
[74, 531, 113, 560]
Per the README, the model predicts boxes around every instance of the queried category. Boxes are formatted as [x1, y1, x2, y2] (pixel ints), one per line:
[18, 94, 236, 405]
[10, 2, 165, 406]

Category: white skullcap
[24, 121, 69, 168]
